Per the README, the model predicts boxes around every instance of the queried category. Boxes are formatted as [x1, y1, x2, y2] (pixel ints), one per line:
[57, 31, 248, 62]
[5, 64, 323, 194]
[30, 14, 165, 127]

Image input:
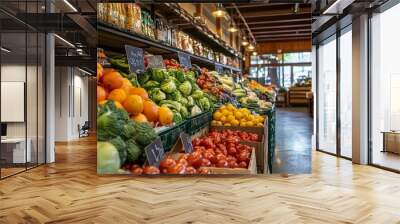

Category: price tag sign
[179, 132, 193, 153]
[144, 137, 165, 167]
[178, 52, 192, 69]
[125, 45, 144, 73]
[147, 55, 165, 69]
[215, 64, 224, 74]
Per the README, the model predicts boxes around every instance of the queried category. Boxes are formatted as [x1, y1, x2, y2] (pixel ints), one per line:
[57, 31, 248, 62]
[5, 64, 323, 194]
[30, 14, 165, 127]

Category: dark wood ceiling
[224, 3, 312, 43]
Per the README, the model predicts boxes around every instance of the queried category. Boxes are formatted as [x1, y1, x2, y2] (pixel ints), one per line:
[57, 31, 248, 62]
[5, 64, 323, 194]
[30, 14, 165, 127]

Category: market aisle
[272, 107, 313, 174]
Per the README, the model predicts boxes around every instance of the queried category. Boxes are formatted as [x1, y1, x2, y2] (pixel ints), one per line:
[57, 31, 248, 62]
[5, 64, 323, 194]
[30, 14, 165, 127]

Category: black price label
[144, 137, 165, 167]
[125, 45, 144, 73]
[215, 64, 224, 74]
[178, 52, 192, 69]
[147, 55, 165, 69]
[179, 132, 193, 153]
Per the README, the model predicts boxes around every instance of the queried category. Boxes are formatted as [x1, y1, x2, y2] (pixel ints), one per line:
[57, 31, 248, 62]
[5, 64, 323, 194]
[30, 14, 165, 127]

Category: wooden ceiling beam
[238, 9, 310, 18]
[255, 33, 311, 39]
[249, 24, 311, 31]
[252, 29, 311, 35]
[244, 18, 311, 26]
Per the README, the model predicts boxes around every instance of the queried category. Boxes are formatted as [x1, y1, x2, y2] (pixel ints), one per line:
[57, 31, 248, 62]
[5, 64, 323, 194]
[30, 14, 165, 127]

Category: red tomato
[186, 166, 197, 174]
[237, 151, 250, 162]
[179, 154, 189, 160]
[159, 158, 176, 170]
[228, 161, 239, 168]
[238, 161, 247, 168]
[200, 158, 211, 167]
[203, 151, 216, 164]
[132, 167, 143, 175]
[143, 166, 160, 175]
[187, 151, 202, 168]
[228, 146, 237, 156]
[198, 167, 211, 174]
[217, 159, 228, 168]
[226, 155, 237, 162]
[176, 157, 188, 167]
[192, 138, 201, 146]
[131, 164, 140, 169]
[216, 153, 226, 161]
[167, 164, 186, 174]
[161, 168, 168, 174]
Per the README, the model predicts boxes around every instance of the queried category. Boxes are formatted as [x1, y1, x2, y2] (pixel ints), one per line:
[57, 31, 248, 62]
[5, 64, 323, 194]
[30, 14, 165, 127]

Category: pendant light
[241, 36, 249, 46]
[212, 4, 226, 17]
[247, 44, 255, 51]
[252, 52, 258, 56]
[228, 24, 238, 32]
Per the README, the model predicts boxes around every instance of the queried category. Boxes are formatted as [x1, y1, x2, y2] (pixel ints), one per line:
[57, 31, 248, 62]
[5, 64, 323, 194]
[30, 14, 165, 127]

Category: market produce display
[211, 104, 265, 127]
[122, 130, 255, 175]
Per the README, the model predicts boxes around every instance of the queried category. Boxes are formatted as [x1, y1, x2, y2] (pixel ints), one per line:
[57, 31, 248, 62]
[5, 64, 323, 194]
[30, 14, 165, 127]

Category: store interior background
[0, 0, 96, 179]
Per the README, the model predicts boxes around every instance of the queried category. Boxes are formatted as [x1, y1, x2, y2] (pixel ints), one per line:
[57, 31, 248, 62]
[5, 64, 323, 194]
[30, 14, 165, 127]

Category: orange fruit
[98, 100, 123, 109]
[129, 87, 149, 100]
[102, 70, 123, 90]
[158, 106, 173, 125]
[97, 85, 107, 103]
[123, 95, 143, 115]
[97, 63, 103, 81]
[121, 78, 133, 94]
[108, 88, 127, 103]
[143, 100, 159, 122]
[131, 113, 148, 123]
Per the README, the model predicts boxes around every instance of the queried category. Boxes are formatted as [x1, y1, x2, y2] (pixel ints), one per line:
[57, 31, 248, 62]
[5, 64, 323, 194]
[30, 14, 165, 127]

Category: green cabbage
[191, 89, 204, 99]
[170, 69, 186, 83]
[179, 81, 192, 96]
[187, 96, 195, 107]
[149, 88, 166, 102]
[168, 90, 182, 101]
[143, 80, 160, 90]
[138, 70, 151, 85]
[178, 97, 188, 107]
[180, 106, 189, 119]
[161, 79, 177, 93]
[151, 68, 168, 82]
[173, 111, 183, 123]
[97, 141, 121, 174]
[198, 97, 210, 111]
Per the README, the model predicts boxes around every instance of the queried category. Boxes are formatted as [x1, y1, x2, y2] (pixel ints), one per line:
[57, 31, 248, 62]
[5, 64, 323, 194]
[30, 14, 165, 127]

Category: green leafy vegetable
[161, 79, 177, 93]
[97, 141, 121, 174]
[179, 81, 192, 96]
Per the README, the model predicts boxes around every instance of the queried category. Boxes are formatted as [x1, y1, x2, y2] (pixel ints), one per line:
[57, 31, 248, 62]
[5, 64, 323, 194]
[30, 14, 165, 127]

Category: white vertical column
[352, 14, 369, 164]
[311, 45, 317, 150]
[45, 0, 55, 163]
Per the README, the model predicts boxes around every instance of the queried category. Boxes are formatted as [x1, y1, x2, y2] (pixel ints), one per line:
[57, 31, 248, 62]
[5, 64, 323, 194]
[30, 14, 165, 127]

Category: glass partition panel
[371, 4, 400, 171]
[317, 36, 337, 154]
[340, 28, 352, 158]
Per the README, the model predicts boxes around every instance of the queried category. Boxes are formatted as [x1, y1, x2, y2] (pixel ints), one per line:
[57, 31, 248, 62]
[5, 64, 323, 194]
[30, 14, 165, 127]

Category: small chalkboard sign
[179, 132, 193, 153]
[144, 137, 165, 167]
[178, 52, 192, 69]
[215, 64, 224, 74]
[125, 45, 144, 73]
[147, 55, 165, 69]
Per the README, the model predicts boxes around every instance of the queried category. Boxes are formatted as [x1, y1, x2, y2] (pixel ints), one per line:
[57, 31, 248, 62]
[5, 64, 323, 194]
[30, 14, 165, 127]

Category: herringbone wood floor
[1, 136, 400, 224]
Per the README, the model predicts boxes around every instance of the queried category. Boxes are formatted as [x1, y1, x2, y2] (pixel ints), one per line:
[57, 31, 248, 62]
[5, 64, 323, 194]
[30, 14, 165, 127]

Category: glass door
[317, 35, 337, 154]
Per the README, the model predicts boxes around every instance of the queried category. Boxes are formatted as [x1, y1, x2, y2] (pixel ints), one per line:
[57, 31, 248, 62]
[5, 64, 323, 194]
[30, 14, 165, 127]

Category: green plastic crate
[186, 111, 212, 136]
[158, 121, 187, 152]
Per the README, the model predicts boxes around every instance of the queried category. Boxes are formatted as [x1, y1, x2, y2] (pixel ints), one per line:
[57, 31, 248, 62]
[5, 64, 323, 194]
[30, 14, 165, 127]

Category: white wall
[55, 66, 89, 141]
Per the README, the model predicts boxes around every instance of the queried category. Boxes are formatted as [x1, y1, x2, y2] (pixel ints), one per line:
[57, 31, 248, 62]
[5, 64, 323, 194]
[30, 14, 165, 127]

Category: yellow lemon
[226, 104, 235, 111]
[220, 116, 227, 123]
[257, 122, 263, 127]
[227, 115, 235, 122]
[211, 120, 218, 126]
[240, 121, 247, 127]
[213, 111, 222, 121]
[234, 111, 243, 120]
[216, 121, 223, 126]
[224, 123, 231, 126]
[219, 105, 226, 111]
[246, 121, 254, 127]
[231, 119, 239, 126]
[221, 109, 230, 116]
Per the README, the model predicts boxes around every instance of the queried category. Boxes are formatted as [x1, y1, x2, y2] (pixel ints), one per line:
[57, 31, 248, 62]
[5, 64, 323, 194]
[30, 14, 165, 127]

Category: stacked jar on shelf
[98, 3, 239, 69]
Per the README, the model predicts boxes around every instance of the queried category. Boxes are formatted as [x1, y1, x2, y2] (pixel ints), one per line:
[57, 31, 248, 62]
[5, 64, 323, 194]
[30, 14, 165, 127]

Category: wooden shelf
[98, 23, 241, 73]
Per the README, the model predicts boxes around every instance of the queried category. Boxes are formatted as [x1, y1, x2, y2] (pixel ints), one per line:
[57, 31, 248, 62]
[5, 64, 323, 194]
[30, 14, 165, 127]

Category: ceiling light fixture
[228, 21, 238, 32]
[63, 0, 78, 12]
[212, 4, 226, 17]
[241, 37, 249, 46]
[247, 44, 255, 51]
[252, 52, 258, 56]
[54, 34, 75, 48]
[1, 47, 11, 53]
